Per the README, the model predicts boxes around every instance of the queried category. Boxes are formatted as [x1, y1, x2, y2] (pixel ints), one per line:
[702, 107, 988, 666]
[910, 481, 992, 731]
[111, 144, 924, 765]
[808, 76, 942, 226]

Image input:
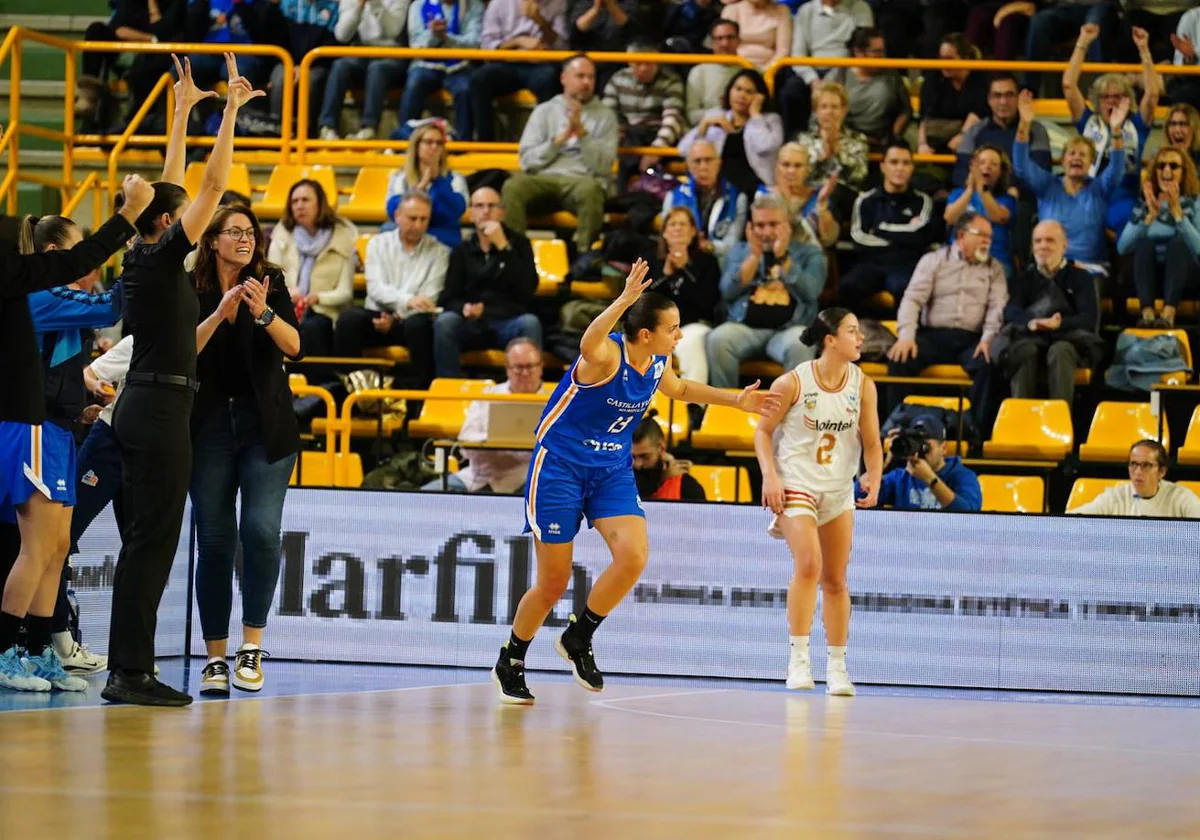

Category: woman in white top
[754, 307, 883, 696]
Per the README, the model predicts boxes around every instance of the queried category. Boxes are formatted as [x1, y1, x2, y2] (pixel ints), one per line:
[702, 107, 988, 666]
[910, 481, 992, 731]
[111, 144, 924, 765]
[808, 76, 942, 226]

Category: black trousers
[81, 23, 173, 110]
[886, 327, 999, 432]
[109, 383, 194, 674]
[334, 307, 435, 388]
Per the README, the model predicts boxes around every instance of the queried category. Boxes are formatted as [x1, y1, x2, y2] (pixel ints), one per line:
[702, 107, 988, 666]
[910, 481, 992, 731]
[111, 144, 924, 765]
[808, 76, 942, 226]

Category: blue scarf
[670, 175, 740, 244]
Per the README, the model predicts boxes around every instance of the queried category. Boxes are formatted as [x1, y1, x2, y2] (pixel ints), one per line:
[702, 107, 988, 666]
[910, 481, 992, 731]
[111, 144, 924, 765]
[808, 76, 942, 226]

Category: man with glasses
[952, 73, 1051, 188]
[1068, 440, 1200, 517]
[421, 338, 545, 494]
[686, 20, 743, 127]
[433, 186, 542, 378]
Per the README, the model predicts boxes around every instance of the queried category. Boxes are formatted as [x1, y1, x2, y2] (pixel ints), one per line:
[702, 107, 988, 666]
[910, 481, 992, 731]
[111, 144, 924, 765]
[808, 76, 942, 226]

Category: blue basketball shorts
[0, 421, 77, 522]
[523, 447, 644, 543]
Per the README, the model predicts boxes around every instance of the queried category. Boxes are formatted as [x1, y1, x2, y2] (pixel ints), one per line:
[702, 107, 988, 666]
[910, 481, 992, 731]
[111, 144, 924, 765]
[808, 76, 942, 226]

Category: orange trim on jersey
[30, 425, 42, 480]
[525, 448, 548, 540]
[569, 356, 620, 390]
[812, 360, 850, 394]
[535, 384, 578, 442]
[788, 369, 802, 406]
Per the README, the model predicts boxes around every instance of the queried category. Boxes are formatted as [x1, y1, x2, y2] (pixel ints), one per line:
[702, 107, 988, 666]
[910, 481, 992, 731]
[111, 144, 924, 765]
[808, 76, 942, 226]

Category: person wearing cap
[855, 413, 982, 511]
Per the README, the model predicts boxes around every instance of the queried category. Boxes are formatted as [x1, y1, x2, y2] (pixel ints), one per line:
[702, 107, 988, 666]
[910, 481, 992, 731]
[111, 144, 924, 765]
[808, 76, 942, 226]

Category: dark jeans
[964, 3, 1027, 60]
[838, 259, 919, 310]
[270, 61, 331, 137]
[1133, 236, 1200, 309]
[999, 336, 1082, 405]
[319, 56, 407, 132]
[433, 311, 543, 378]
[873, 0, 967, 58]
[776, 68, 813, 138]
[300, 310, 335, 358]
[1021, 2, 1118, 94]
[187, 52, 273, 91]
[191, 399, 295, 641]
[398, 65, 474, 140]
[82, 22, 174, 126]
[334, 307, 435, 387]
[886, 327, 998, 432]
[470, 62, 560, 141]
[109, 384, 194, 675]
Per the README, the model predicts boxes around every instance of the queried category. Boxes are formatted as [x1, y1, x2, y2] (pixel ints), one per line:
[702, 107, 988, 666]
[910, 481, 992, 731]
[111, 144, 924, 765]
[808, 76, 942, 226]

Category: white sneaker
[351, 126, 376, 141]
[200, 659, 230, 695]
[0, 646, 50, 692]
[786, 650, 814, 690]
[24, 650, 89, 692]
[59, 641, 108, 674]
[232, 644, 268, 692]
[825, 659, 856, 696]
[318, 125, 341, 141]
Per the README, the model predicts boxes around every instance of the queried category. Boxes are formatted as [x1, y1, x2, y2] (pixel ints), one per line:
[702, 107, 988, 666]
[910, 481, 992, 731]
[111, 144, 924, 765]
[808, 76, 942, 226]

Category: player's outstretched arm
[575, 258, 652, 382]
[657, 366, 783, 416]
[856, 376, 883, 508]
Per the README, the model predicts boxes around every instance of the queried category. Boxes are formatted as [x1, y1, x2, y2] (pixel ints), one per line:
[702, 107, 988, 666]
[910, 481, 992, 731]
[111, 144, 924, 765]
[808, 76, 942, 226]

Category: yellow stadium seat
[868, 291, 894, 311]
[365, 346, 411, 363]
[1065, 477, 1124, 511]
[288, 373, 308, 388]
[983, 399, 1073, 460]
[460, 350, 508, 369]
[408, 378, 495, 439]
[647, 391, 689, 444]
[570, 280, 613, 299]
[355, 233, 371, 265]
[533, 238, 568, 296]
[904, 395, 972, 411]
[692, 394, 760, 451]
[739, 360, 785, 381]
[920, 364, 971, 380]
[1121, 328, 1193, 382]
[1178, 481, 1200, 501]
[342, 167, 398, 223]
[255, 165, 339, 218]
[313, 415, 405, 438]
[978, 475, 1045, 513]
[688, 465, 753, 503]
[1078, 401, 1169, 463]
[288, 452, 363, 488]
[1123, 298, 1199, 319]
[1178, 406, 1200, 466]
[183, 161, 252, 202]
[449, 153, 521, 175]
[860, 361, 887, 377]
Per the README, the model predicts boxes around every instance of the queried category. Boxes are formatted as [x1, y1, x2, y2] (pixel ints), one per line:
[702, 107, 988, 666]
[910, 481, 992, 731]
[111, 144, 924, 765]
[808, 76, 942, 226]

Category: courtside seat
[978, 475, 1045, 513]
[1177, 406, 1200, 466]
[688, 465, 753, 503]
[1078, 401, 1169, 463]
[255, 164, 339, 218]
[533, 238, 568, 297]
[983, 399, 1073, 460]
[1065, 477, 1124, 511]
[342, 167, 398, 223]
[184, 161, 252, 201]
[691, 393, 759, 451]
[1121, 328, 1193, 384]
[407, 378, 495, 439]
[647, 390, 689, 444]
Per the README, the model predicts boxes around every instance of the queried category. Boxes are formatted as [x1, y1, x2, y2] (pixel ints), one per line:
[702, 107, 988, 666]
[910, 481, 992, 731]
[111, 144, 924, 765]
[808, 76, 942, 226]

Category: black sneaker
[492, 647, 535, 705]
[554, 616, 604, 693]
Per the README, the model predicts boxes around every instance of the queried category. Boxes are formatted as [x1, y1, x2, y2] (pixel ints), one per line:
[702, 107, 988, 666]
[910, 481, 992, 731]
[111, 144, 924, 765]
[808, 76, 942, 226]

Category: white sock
[238, 641, 259, 652]
[827, 645, 847, 662]
[789, 635, 810, 656]
[51, 631, 74, 657]
[207, 655, 224, 664]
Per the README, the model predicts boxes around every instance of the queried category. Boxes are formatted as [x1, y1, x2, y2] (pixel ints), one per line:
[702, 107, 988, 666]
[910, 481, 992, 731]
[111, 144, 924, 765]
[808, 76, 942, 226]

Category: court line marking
[590, 693, 1200, 759]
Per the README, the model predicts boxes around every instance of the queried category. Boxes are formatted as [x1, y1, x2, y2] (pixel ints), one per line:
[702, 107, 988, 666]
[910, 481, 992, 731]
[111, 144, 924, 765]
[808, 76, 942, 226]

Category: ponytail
[800, 307, 852, 354]
[17, 214, 78, 254]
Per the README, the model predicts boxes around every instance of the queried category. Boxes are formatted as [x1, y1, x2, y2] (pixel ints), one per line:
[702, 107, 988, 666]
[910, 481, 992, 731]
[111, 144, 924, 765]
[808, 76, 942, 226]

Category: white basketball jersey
[774, 360, 864, 492]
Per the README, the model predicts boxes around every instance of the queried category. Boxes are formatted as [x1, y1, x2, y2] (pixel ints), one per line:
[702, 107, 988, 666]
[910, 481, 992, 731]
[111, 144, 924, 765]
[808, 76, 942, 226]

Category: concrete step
[3, 14, 107, 36]
[2, 0, 108, 15]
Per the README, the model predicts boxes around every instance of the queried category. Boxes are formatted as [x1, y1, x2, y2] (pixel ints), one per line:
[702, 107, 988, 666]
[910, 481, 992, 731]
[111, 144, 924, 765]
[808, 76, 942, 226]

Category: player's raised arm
[575, 258, 652, 381]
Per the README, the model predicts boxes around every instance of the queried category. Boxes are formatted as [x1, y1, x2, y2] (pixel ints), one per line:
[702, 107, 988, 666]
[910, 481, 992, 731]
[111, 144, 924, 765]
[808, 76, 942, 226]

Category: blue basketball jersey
[534, 333, 668, 467]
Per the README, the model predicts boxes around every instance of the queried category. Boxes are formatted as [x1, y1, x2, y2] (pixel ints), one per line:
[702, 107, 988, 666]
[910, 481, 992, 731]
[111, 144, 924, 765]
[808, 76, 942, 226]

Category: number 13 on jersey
[607, 415, 634, 435]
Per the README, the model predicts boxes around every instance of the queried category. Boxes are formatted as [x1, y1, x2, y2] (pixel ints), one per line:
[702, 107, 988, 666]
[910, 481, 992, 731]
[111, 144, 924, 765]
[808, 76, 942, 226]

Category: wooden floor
[2, 678, 1199, 839]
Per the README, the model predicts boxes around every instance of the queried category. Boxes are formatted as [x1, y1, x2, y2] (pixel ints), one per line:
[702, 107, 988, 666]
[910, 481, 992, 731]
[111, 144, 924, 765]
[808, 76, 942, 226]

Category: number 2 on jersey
[607, 415, 634, 435]
[816, 433, 836, 465]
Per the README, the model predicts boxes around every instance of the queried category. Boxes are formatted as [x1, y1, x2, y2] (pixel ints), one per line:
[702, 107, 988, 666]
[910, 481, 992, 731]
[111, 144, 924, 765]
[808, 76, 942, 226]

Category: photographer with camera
[859, 413, 982, 511]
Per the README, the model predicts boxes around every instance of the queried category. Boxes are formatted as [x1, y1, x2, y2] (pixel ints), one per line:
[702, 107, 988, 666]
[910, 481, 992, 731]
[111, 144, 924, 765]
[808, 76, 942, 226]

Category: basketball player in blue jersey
[492, 259, 781, 704]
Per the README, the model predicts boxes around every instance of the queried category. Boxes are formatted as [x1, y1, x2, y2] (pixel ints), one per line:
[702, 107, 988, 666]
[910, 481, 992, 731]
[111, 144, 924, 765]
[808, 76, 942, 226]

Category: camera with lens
[890, 427, 931, 460]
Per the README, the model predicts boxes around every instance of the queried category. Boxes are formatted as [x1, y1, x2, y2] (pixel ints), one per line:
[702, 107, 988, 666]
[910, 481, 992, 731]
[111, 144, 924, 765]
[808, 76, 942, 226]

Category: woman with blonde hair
[650, 206, 721, 383]
[795, 81, 869, 192]
[761, 142, 839, 248]
[1165, 104, 1200, 167]
[382, 121, 469, 246]
[1117, 148, 1200, 327]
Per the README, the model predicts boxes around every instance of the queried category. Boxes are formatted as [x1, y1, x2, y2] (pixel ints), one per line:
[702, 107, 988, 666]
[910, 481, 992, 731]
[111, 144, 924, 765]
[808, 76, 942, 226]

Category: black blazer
[192, 266, 303, 464]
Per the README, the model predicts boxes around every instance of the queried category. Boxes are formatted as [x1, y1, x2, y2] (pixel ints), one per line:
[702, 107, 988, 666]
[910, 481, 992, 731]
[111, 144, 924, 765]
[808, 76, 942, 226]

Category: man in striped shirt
[601, 40, 687, 185]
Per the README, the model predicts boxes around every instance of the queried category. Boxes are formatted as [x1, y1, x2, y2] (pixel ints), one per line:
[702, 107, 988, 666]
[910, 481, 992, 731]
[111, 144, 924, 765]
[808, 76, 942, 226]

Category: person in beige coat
[267, 178, 359, 357]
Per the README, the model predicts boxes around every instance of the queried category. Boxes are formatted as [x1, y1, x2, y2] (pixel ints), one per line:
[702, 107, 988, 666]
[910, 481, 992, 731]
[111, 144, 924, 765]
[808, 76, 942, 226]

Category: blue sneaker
[24, 649, 88, 692]
[0, 646, 50, 692]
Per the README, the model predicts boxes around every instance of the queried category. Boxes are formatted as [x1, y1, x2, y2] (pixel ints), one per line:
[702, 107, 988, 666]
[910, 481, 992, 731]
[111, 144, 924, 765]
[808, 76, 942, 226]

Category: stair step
[3, 14, 108, 35]
[0, 80, 65, 98]
[2, 0, 109, 14]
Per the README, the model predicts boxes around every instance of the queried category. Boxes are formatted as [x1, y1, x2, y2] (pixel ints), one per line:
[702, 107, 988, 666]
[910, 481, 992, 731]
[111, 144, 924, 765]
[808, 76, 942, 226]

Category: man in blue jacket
[858, 413, 982, 511]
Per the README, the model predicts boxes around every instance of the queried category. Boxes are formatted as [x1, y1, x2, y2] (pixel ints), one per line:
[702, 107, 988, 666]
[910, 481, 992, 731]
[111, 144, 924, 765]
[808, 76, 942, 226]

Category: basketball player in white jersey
[754, 308, 883, 695]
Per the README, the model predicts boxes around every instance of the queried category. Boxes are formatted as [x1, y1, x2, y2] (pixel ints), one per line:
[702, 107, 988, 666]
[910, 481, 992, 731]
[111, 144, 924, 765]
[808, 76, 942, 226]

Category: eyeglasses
[507, 363, 542, 373]
[219, 227, 256, 241]
[1128, 461, 1160, 471]
[1157, 162, 1183, 171]
[964, 228, 993, 238]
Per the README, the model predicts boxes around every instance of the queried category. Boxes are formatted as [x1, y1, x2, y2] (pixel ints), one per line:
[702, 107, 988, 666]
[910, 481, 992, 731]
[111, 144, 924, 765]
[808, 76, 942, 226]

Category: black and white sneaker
[554, 616, 604, 693]
[200, 659, 230, 695]
[492, 647, 534, 706]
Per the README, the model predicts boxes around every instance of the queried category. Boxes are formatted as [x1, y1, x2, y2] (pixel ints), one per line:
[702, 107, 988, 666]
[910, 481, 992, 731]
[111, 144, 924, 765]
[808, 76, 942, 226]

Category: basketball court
[3, 661, 1198, 839]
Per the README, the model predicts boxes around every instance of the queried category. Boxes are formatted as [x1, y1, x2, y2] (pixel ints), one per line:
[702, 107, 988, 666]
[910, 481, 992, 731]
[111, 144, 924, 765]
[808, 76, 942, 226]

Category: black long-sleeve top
[111, 0, 187, 40]
[650, 249, 722, 327]
[439, 226, 539, 323]
[1002, 260, 1100, 334]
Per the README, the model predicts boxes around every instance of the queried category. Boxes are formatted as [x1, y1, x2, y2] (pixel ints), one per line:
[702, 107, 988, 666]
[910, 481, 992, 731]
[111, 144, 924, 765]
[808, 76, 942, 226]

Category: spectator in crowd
[664, 0, 724, 53]
[871, 0, 967, 59]
[917, 33, 989, 156]
[396, 0, 483, 141]
[269, 179, 359, 358]
[859, 415, 982, 511]
[795, 80, 870, 192]
[944, 144, 1019, 277]
[1014, 89, 1126, 269]
[838, 142, 936, 307]
[421, 338, 545, 494]
[1019, 0, 1119, 95]
[80, 0, 186, 130]
[762, 142, 839, 247]
[1063, 23, 1161, 232]
[472, 0, 568, 142]
[952, 73, 1051, 188]
[631, 417, 707, 502]
[995, 220, 1101, 406]
[964, 2, 1029, 62]
[1171, 8, 1200, 110]
[706, 194, 826, 388]
[317, 0, 409, 142]
[190, 206, 301, 695]
[679, 69, 783, 199]
[265, 0, 342, 138]
[334, 191, 447, 386]
[1119, 0, 1192, 62]
[568, 0, 637, 84]
[383, 122, 469, 247]
[601, 41, 687, 185]
[1068, 440, 1200, 517]
[434, 186, 541, 378]
[183, 1, 275, 90]
[720, 0, 793, 72]
[685, 19, 742, 127]
[661, 139, 747, 264]
[823, 27, 911, 150]
[885, 212, 1008, 429]
[1117, 147, 1200, 328]
[501, 55, 617, 257]
[650, 207, 722, 383]
[1164, 103, 1200, 167]
[776, 0, 875, 138]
